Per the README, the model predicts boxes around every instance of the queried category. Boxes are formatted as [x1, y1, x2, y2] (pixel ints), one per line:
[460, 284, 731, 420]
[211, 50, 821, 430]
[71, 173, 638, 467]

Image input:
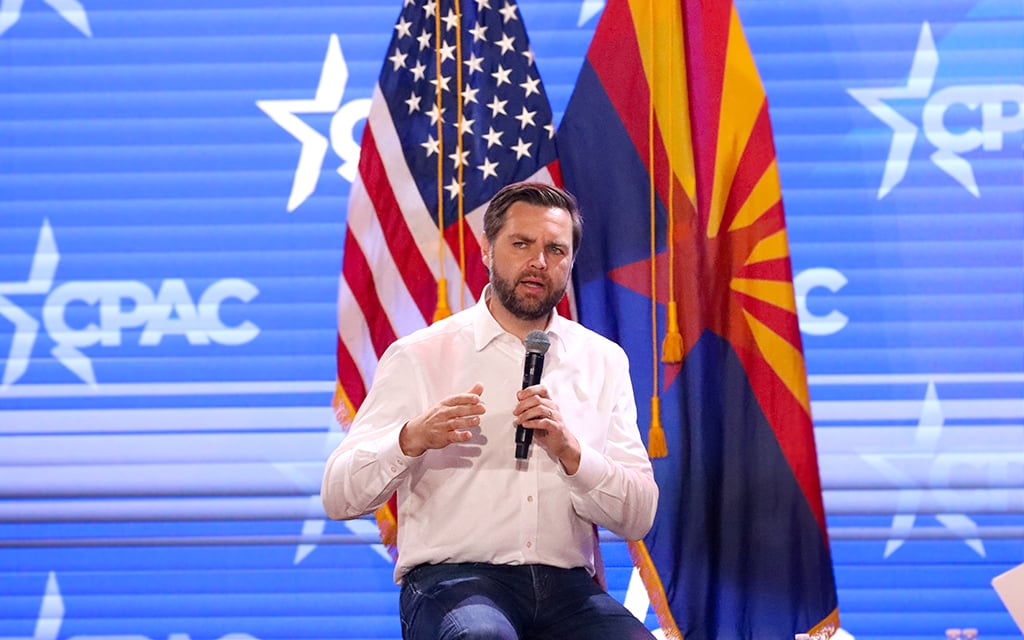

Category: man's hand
[399, 383, 486, 457]
[513, 384, 581, 474]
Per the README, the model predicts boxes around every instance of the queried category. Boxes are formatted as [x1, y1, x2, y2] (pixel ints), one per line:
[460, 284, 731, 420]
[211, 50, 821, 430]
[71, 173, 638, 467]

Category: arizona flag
[558, 1, 839, 638]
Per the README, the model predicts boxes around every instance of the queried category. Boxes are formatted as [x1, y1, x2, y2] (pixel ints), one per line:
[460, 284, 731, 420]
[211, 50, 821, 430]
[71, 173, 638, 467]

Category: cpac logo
[3, 572, 258, 640]
[849, 22, 1024, 198]
[0, 220, 260, 387]
[258, 34, 371, 212]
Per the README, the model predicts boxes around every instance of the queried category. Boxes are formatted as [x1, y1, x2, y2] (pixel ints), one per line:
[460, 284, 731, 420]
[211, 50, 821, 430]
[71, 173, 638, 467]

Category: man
[322, 182, 658, 640]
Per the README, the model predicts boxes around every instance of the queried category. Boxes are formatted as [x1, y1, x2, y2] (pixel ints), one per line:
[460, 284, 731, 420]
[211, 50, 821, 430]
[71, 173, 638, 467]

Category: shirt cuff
[560, 441, 607, 492]
[377, 424, 420, 477]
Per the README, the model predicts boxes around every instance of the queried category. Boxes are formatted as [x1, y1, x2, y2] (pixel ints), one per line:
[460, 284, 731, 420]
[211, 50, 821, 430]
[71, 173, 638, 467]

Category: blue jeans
[399, 563, 656, 640]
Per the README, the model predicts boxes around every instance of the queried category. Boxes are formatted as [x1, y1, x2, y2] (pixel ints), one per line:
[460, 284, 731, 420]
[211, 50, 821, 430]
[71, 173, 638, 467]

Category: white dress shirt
[321, 292, 658, 583]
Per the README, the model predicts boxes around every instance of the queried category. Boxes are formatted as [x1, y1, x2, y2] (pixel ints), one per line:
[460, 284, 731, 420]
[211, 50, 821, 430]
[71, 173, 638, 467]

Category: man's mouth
[518, 277, 546, 291]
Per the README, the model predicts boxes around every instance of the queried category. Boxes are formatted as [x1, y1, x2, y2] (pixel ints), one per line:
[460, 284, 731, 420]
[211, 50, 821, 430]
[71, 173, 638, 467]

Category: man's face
[484, 201, 574, 321]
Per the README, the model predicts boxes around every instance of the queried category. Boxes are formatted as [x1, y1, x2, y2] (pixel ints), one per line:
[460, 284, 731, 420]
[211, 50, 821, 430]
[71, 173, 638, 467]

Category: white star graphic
[848, 22, 938, 200]
[0, 219, 60, 387]
[257, 34, 350, 212]
[462, 83, 480, 104]
[0, 0, 92, 37]
[860, 382, 986, 558]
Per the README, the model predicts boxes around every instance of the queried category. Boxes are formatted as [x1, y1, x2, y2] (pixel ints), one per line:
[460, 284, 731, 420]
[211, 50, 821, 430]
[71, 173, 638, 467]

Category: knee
[447, 622, 518, 640]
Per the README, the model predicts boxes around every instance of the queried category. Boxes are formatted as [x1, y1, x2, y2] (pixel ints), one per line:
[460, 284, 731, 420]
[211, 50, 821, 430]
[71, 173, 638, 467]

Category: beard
[490, 263, 567, 322]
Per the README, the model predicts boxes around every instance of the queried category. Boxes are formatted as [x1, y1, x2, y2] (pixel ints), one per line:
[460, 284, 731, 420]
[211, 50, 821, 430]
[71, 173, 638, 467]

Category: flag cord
[660, 21, 682, 365]
[433, 2, 451, 322]
[647, 0, 666, 458]
[455, 0, 467, 311]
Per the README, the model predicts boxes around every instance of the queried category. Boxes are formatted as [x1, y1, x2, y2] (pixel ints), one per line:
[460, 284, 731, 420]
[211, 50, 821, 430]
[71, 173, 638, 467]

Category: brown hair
[483, 182, 583, 253]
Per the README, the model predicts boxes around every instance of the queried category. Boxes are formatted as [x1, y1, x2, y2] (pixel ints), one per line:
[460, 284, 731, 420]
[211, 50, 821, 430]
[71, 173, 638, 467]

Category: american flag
[335, 0, 560, 423]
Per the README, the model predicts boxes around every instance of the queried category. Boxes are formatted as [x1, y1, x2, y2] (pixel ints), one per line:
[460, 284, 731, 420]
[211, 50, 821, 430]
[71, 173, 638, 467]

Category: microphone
[515, 330, 551, 460]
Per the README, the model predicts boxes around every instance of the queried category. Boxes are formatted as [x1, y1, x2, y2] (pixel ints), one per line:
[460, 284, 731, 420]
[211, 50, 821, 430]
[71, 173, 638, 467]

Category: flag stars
[439, 41, 457, 62]
[410, 60, 427, 81]
[520, 75, 541, 97]
[448, 149, 470, 167]
[499, 1, 518, 23]
[491, 64, 512, 86]
[442, 8, 460, 31]
[474, 0, 491, 10]
[468, 22, 487, 43]
[416, 30, 432, 50]
[394, 17, 413, 39]
[511, 137, 531, 159]
[522, 47, 535, 66]
[514, 105, 537, 128]
[487, 95, 508, 117]
[430, 74, 452, 93]
[496, 33, 516, 55]
[421, 134, 440, 157]
[464, 52, 484, 75]
[388, 48, 408, 71]
[477, 157, 499, 179]
[457, 117, 475, 135]
[425, 102, 445, 125]
[462, 83, 480, 104]
[405, 92, 422, 114]
[423, 0, 437, 18]
[482, 126, 503, 148]
[544, 123, 555, 139]
[444, 177, 463, 200]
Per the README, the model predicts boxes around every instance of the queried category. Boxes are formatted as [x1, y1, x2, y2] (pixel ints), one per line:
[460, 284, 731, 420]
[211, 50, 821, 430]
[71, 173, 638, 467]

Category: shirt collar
[472, 284, 569, 354]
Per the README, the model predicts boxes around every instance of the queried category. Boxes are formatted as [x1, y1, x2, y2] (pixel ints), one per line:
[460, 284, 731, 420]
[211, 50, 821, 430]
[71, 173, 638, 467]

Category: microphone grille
[524, 330, 551, 355]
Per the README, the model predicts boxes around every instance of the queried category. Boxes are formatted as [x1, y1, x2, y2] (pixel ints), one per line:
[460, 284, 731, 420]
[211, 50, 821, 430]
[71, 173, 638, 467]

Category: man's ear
[480, 234, 491, 269]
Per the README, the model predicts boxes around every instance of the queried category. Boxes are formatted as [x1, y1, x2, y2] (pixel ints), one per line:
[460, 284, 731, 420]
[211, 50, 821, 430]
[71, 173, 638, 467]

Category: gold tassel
[433, 278, 451, 322]
[648, 396, 667, 458]
[660, 300, 683, 363]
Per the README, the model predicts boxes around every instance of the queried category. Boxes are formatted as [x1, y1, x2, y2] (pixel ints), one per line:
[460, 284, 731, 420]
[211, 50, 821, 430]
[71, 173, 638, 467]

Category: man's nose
[529, 249, 547, 269]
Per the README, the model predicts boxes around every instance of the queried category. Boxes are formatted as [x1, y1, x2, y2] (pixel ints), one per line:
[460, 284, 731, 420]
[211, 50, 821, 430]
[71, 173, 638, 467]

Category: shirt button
[527, 495, 533, 502]
[390, 466, 397, 472]
[526, 541, 532, 548]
